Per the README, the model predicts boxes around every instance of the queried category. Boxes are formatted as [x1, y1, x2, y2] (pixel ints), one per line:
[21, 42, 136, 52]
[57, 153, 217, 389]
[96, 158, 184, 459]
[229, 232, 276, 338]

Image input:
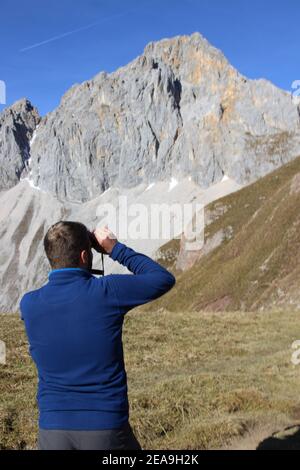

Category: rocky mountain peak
[1, 33, 300, 202]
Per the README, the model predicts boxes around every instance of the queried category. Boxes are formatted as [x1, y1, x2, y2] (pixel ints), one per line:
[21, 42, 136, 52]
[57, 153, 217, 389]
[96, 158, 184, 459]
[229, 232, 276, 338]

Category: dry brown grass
[1, 308, 300, 449]
[148, 155, 300, 313]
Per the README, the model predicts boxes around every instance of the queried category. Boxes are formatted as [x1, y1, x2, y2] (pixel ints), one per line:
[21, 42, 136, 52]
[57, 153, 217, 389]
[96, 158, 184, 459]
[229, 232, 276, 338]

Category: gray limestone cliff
[1, 32, 298, 202]
[0, 98, 40, 190]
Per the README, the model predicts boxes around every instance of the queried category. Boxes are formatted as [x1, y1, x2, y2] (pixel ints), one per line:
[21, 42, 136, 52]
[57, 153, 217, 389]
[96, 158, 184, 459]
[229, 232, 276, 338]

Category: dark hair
[44, 221, 90, 269]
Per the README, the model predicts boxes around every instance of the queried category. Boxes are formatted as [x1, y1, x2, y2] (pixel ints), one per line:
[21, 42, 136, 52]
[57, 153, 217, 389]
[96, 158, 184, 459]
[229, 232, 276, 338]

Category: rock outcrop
[0, 99, 40, 190]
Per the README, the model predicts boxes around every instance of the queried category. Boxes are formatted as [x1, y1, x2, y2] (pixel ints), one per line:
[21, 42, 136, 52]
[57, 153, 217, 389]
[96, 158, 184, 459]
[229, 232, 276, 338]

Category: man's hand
[90, 226, 118, 255]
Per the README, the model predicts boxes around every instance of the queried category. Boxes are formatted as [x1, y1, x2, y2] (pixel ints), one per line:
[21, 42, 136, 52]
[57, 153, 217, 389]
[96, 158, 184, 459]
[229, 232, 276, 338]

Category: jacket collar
[48, 267, 93, 282]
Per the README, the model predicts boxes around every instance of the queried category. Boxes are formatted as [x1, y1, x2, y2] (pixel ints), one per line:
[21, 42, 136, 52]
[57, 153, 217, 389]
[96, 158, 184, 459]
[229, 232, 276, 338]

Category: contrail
[20, 11, 131, 52]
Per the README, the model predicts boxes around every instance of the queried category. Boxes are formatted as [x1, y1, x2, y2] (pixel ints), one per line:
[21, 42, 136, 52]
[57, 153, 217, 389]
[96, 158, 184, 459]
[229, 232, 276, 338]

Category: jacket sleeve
[106, 241, 176, 314]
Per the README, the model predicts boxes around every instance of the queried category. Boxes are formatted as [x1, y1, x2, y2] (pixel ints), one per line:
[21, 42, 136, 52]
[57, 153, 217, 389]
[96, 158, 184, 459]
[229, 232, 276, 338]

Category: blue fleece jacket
[20, 242, 175, 431]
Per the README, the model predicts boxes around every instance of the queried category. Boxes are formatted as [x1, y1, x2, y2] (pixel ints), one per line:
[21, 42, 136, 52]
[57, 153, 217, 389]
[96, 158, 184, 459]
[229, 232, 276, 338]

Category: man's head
[44, 221, 93, 270]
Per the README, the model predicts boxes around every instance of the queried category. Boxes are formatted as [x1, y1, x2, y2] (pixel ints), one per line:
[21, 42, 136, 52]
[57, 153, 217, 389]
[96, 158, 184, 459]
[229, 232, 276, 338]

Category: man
[20, 221, 176, 450]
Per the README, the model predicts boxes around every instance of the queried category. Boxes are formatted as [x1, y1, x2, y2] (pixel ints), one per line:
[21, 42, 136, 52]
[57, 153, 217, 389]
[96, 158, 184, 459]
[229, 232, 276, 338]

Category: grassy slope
[1, 309, 300, 450]
[147, 155, 300, 312]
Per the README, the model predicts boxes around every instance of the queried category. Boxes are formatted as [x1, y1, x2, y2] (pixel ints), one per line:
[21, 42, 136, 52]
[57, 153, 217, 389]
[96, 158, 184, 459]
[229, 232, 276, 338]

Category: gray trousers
[38, 422, 142, 450]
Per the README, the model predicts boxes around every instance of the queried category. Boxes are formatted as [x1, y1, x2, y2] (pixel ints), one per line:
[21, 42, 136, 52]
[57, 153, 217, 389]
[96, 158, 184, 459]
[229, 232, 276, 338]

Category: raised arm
[92, 227, 176, 314]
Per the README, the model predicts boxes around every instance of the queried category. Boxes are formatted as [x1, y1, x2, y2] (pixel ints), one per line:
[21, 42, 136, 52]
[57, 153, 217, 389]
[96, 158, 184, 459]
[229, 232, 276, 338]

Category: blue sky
[0, 0, 299, 116]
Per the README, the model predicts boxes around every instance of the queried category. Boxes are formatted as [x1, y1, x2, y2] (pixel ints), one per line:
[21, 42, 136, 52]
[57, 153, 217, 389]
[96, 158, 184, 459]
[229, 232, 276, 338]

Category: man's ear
[79, 250, 88, 266]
